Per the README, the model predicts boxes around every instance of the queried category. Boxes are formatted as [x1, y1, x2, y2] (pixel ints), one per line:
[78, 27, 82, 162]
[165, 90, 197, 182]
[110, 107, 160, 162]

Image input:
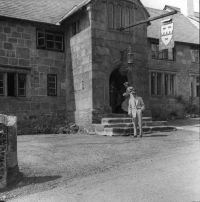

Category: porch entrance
[109, 68, 128, 113]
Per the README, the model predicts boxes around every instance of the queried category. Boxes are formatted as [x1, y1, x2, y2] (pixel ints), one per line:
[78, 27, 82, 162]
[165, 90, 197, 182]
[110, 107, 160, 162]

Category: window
[47, 74, 57, 96]
[191, 76, 200, 97]
[150, 72, 175, 96]
[37, 30, 64, 51]
[164, 74, 175, 96]
[191, 48, 199, 63]
[0, 72, 26, 97]
[107, 3, 134, 31]
[0, 73, 4, 96]
[151, 43, 174, 60]
[108, 3, 114, 29]
[72, 20, 80, 36]
[151, 72, 162, 96]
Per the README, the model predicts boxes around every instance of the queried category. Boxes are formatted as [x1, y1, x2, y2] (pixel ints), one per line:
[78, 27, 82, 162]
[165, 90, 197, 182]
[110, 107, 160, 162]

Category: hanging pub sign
[159, 18, 174, 50]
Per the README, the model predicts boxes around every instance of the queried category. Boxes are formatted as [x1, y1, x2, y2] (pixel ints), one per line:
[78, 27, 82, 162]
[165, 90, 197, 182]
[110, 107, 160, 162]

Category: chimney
[187, 0, 194, 16]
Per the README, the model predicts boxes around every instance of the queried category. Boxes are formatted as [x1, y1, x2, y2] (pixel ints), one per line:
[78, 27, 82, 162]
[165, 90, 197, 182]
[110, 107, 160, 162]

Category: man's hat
[128, 86, 136, 94]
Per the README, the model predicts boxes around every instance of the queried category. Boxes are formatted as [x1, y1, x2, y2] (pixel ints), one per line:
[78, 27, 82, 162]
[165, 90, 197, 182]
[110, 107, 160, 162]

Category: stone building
[0, 0, 150, 133]
[0, 0, 199, 133]
[147, 4, 199, 120]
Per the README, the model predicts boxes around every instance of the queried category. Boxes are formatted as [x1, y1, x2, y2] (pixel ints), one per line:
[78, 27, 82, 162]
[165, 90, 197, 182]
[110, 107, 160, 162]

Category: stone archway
[109, 68, 128, 113]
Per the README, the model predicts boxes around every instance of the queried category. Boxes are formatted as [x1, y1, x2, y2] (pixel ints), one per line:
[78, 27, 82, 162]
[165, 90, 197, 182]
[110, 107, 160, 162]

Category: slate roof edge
[0, 15, 60, 26]
[138, 0, 150, 18]
[56, 0, 91, 25]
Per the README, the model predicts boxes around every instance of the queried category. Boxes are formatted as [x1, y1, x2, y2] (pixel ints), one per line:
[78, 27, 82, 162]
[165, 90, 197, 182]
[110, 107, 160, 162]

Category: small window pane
[196, 85, 200, 97]
[157, 73, 162, 95]
[55, 42, 62, 50]
[151, 72, 156, 95]
[55, 35, 63, 42]
[121, 7, 126, 28]
[0, 73, 4, 96]
[46, 41, 54, 49]
[47, 74, 57, 96]
[37, 31, 45, 47]
[170, 75, 175, 95]
[46, 33, 54, 40]
[165, 75, 168, 95]
[18, 74, 26, 96]
[125, 7, 130, 28]
[108, 3, 114, 28]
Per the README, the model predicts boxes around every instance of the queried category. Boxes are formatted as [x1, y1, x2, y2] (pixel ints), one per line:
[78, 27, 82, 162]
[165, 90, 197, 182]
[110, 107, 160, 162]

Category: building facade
[147, 5, 199, 120]
[0, 0, 150, 133]
[0, 0, 199, 133]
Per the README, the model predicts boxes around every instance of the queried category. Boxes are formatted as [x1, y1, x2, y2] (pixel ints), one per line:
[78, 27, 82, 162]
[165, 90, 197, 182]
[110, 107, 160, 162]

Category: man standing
[128, 87, 145, 137]
[121, 82, 132, 112]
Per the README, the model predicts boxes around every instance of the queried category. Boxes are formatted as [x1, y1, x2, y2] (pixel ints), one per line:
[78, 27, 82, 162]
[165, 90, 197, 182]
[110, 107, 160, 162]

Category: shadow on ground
[144, 134, 169, 137]
[0, 172, 61, 193]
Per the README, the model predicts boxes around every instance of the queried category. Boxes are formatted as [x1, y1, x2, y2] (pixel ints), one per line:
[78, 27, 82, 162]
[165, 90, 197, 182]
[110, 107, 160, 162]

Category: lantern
[127, 45, 134, 64]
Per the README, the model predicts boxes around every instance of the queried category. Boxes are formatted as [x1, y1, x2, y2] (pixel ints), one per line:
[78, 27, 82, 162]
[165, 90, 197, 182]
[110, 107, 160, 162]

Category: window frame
[0, 72, 5, 96]
[191, 47, 200, 63]
[151, 42, 175, 61]
[36, 30, 64, 52]
[150, 71, 176, 97]
[47, 74, 57, 97]
[107, 1, 134, 32]
[71, 20, 80, 36]
[0, 72, 27, 97]
[191, 75, 200, 97]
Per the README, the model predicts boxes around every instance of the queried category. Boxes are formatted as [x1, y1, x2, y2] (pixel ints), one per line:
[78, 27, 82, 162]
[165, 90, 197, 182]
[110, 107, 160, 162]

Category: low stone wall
[0, 114, 18, 189]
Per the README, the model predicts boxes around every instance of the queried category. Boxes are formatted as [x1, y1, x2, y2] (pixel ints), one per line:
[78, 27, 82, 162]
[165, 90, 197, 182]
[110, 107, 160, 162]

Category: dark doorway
[7, 73, 16, 96]
[109, 68, 128, 113]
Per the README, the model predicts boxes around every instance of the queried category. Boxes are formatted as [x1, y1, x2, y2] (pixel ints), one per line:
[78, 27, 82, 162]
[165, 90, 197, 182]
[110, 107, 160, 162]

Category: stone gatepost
[0, 114, 18, 189]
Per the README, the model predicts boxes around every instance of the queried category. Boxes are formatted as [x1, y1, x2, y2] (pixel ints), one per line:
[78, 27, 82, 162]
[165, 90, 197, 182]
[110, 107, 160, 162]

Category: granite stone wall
[148, 42, 200, 119]
[0, 19, 66, 134]
[64, 6, 94, 126]
[0, 114, 18, 189]
[90, 0, 150, 122]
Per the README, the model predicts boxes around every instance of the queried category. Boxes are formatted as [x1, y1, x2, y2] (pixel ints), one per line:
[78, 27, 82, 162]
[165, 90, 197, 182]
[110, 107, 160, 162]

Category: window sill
[0, 96, 31, 100]
[37, 47, 64, 53]
[151, 58, 175, 62]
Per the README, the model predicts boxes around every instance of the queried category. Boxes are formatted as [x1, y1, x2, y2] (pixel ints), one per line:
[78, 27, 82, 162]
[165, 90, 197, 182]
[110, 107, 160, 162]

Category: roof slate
[0, 0, 88, 24]
[147, 7, 199, 45]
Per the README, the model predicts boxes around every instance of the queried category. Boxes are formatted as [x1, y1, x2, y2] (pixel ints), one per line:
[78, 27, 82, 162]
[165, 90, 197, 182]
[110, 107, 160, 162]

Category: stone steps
[102, 117, 152, 124]
[93, 115, 177, 137]
[103, 121, 167, 128]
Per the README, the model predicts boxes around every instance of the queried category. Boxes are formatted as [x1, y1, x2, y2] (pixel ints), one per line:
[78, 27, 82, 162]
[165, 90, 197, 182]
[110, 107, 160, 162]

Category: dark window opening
[47, 74, 57, 96]
[157, 73, 162, 95]
[72, 20, 80, 36]
[7, 73, 16, 96]
[197, 85, 200, 97]
[37, 30, 64, 51]
[37, 31, 45, 48]
[151, 72, 156, 95]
